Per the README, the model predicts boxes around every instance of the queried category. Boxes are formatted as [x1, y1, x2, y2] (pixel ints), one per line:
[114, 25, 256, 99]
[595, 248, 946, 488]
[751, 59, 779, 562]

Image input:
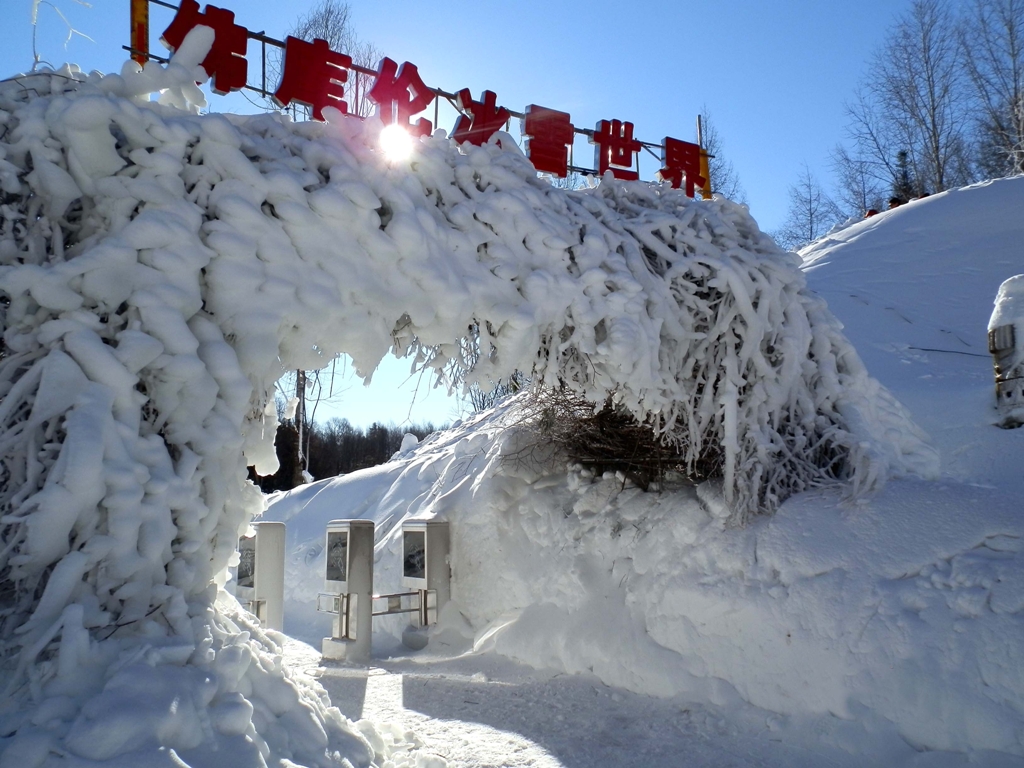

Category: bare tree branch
[774, 164, 844, 250]
[962, 0, 1024, 175]
[269, 0, 380, 118]
[841, 0, 977, 197]
[698, 107, 746, 203]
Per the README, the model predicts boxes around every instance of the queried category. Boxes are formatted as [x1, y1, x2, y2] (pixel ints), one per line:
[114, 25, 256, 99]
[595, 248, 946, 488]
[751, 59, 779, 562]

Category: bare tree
[468, 370, 527, 412]
[698, 107, 746, 203]
[841, 88, 904, 194]
[273, 0, 381, 118]
[844, 0, 976, 195]
[962, 0, 1024, 175]
[879, 0, 975, 190]
[831, 143, 888, 216]
[774, 164, 844, 250]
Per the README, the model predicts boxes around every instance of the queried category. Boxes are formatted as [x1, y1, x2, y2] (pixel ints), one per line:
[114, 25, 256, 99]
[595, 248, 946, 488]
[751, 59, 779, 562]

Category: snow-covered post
[253, 521, 286, 630]
[988, 275, 1024, 428]
[320, 519, 374, 661]
[402, 520, 450, 627]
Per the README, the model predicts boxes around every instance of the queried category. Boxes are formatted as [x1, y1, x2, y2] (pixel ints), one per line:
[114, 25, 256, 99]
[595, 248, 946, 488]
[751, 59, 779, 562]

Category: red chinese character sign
[591, 119, 640, 181]
[274, 37, 352, 120]
[521, 105, 574, 178]
[368, 58, 433, 137]
[150, 0, 701, 190]
[160, 0, 248, 95]
[452, 89, 510, 146]
[659, 137, 706, 197]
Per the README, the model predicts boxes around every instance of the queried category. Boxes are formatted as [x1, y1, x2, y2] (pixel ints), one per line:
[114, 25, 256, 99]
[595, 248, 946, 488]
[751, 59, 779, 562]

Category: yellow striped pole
[130, 0, 149, 65]
[697, 115, 712, 200]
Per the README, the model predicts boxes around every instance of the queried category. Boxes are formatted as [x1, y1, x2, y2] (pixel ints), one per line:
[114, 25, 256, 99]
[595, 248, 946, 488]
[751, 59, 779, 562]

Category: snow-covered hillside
[801, 179, 1024, 486]
[266, 178, 1024, 762]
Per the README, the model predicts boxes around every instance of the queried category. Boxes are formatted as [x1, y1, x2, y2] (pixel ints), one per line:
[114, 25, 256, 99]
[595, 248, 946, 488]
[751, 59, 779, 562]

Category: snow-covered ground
[266, 178, 1024, 766]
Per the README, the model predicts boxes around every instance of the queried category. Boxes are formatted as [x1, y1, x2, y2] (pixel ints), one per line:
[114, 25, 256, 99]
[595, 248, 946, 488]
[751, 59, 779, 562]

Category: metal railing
[318, 589, 430, 628]
[372, 590, 429, 626]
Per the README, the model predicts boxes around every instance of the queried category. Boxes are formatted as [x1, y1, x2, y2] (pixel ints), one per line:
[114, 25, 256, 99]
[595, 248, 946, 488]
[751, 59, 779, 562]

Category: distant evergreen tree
[893, 150, 919, 200]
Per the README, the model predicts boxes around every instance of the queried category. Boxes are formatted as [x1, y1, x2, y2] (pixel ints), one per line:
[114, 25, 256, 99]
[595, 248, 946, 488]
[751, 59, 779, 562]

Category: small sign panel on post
[325, 529, 348, 583]
[988, 276, 1024, 428]
[236, 534, 255, 589]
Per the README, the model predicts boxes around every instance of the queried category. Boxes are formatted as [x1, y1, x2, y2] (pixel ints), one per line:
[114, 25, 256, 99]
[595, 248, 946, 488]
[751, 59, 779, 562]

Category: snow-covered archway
[0, 48, 936, 767]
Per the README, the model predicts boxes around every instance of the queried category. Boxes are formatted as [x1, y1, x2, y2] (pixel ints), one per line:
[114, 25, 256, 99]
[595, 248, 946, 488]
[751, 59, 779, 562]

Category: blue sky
[1, 0, 917, 428]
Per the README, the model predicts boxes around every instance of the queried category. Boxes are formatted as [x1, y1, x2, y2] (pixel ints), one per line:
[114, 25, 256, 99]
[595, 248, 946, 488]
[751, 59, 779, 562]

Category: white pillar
[401, 520, 450, 627]
[254, 522, 286, 632]
[322, 519, 375, 662]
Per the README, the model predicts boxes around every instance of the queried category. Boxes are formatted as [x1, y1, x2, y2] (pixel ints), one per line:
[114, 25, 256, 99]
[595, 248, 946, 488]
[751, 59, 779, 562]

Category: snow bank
[0, 35, 933, 764]
[266, 178, 1024, 759]
[800, 178, 1024, 478]
[0, 53, 433, 767]
[267, 394, 1024, 758]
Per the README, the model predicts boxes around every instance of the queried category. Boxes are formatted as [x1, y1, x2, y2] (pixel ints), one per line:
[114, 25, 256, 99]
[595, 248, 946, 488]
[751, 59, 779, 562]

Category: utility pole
[696, 115, 713, 200]
[294, 370, 306, 487]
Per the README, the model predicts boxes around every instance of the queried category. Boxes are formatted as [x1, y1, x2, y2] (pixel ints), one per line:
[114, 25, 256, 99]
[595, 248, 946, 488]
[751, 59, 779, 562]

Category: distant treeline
[251, 418, 445, 493]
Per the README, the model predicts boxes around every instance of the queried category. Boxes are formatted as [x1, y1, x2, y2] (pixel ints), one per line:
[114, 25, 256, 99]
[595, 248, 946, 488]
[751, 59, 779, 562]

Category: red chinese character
[160, 0, 248, 95]
[451, 89, 510, 146]
[659, 137, 706, 197]
[368, 57, 433, 137]
[273, 37, 352, 120]
[521, 105, 574, 177]
[590, 119, 640, 180]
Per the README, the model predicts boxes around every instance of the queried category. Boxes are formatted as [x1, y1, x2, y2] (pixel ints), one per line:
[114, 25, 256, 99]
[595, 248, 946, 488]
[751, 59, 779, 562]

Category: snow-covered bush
[0, 36, 934, 764]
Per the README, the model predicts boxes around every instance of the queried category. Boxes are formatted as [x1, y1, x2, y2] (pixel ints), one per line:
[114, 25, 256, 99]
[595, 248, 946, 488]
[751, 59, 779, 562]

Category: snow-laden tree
[0, 36, 937, 765]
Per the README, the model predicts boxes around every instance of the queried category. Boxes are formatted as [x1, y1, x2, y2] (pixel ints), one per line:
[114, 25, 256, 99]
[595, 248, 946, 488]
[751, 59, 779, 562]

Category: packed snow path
[285, 642, 1023, 768]
[0, 44, 933, 768]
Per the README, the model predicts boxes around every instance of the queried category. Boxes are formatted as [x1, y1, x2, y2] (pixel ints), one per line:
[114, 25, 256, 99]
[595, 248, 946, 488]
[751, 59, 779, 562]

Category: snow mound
[267, 178, 1024, 760]
[0, 40, 932, 766]
[267, 393, 1024, 758]
[800, 178, 1024, 480]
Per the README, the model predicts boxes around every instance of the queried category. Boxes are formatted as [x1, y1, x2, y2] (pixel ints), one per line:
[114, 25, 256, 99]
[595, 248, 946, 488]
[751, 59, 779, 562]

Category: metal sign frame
[126, 0, 713, 186]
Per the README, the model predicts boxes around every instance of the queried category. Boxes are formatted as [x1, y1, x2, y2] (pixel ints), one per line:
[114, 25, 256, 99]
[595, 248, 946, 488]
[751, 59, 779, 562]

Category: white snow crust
[0, 37, 937, 766]
[266, 178, 1024, 762]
